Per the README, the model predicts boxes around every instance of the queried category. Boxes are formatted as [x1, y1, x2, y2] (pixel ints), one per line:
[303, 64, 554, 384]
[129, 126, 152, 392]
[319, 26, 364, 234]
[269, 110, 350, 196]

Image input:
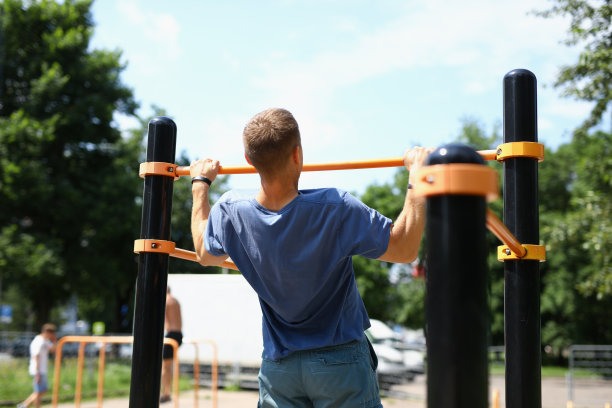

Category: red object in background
[412, 264, 425, 279]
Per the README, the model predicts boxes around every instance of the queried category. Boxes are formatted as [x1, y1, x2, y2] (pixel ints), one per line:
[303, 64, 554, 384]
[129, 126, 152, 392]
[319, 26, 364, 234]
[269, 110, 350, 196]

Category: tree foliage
[355, 111, 612, 350]
[536, 0, 612, 131]
[0, 0, 137, 330]
[0, 0, 230, 332]
[539, 131, 612, 355]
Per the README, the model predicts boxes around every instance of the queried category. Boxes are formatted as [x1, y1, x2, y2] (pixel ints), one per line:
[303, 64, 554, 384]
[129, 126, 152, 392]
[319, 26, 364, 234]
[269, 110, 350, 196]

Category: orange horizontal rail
[486, 208, 527, 258]
[52, 335, 179, 408]
[175, 150, 498, 176]
[185, 338, 219, 408]
[171, 247, 239, 271]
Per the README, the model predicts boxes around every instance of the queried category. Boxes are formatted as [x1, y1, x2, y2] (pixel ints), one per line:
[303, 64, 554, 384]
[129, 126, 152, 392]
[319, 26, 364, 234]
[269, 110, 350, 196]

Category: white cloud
[251, 0, 573, 102]
[116, 0, 181, 60]
[93, 0, 587, 192]
[465, 80, 489, 95]
[542, 99, 592, 119]
[243, 0, 576, 160]
[538, 117, 554, 131]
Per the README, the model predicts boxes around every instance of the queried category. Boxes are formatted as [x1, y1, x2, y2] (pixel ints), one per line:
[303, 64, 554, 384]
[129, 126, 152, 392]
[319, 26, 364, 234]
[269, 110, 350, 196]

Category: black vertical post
[503, 69, 541, 408]
[425, 144, 489, 408]
[129, 117, 177, 408]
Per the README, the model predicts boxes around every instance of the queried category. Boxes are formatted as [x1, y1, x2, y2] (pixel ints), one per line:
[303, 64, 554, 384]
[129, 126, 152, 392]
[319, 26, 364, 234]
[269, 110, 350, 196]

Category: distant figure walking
[160, 286, 182, 403]
[18, 323, 57, 408]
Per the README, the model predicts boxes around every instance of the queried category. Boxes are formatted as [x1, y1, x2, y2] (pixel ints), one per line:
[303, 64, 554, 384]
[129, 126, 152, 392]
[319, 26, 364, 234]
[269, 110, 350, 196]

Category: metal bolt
[426, 175, 435, 184]
[168, 167, 174, 173]
[505, 248, 511, 255]
[497, 148, 502, 156]
[151, 243, 157, 248]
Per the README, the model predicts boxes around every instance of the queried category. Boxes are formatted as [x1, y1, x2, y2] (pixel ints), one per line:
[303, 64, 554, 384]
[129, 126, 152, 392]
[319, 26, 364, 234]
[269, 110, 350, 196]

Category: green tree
[536, 0, 612, 131]
[534, 0, 612, 355]
[356, 170, 413, 326]
[0, 0, 137, 329]
[539, 133, 612, 355]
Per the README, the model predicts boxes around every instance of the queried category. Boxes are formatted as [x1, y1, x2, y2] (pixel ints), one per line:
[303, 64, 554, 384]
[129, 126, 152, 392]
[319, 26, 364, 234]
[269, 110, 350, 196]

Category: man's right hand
[190, 158, 220, 183]
[403, 146, 434, 176]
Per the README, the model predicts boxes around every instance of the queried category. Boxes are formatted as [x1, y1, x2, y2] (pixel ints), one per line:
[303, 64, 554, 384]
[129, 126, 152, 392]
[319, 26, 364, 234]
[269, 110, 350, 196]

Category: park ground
[51, 375, 611, 408]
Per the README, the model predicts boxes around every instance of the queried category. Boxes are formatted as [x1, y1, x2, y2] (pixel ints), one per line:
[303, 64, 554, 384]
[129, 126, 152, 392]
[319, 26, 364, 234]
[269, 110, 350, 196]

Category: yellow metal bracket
[497, 244, 546, 262]
[495, 142, 545, 162]
[139, 162, 179, 180]
[133, 239, 176, 254]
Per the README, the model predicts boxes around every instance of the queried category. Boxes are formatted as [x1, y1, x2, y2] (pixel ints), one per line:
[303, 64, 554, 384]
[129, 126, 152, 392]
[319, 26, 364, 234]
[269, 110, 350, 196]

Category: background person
[18, 323, 57, 408]
[190, 108, 430, 407]
[160, 286, 182, 403]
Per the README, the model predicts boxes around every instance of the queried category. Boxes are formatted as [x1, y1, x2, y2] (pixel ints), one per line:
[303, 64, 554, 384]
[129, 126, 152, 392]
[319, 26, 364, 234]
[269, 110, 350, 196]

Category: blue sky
[90, 0, 594, 194]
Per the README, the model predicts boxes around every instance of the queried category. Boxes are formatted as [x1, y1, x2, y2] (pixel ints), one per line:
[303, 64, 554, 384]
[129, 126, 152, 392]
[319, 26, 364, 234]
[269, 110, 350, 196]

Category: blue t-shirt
[204, 188, 392, 359]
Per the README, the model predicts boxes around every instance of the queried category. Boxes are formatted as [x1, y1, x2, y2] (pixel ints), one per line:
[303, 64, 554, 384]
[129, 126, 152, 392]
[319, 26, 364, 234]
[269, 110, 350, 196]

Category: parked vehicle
[365, 330, 415, 389]
[9, 336, 33, 357]
[367, 319, 426, 375]
[0, 336, 12, 353]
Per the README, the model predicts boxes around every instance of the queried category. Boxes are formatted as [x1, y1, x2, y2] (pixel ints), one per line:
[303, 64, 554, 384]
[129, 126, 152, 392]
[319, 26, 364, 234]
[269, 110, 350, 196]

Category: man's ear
[292, 145, 302, 164]
[245, 153, 252, 165]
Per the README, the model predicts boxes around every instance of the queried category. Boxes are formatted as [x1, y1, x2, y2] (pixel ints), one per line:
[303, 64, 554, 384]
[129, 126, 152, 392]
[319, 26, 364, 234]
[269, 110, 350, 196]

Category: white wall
[168, 274, 263, 366]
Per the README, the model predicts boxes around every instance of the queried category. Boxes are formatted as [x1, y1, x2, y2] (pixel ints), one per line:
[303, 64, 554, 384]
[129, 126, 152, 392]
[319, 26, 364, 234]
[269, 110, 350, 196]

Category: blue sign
[0, 304, 12, 323]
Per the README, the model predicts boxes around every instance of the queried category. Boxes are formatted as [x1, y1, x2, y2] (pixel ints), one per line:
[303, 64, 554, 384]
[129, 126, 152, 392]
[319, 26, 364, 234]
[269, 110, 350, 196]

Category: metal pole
[425, 144, 489, 408]
[129, 117, 177, 408]
[503, 69, 541, 408]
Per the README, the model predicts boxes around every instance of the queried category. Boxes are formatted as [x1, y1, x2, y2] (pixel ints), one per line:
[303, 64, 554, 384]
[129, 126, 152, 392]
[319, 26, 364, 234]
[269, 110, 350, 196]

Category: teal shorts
[258, 337, 382, 408]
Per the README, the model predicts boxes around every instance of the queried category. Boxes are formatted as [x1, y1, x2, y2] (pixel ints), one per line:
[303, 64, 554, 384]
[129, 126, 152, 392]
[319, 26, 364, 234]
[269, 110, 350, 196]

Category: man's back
[205, 187, 391, 358]
[165, 294, 182, 332]
[28, 335, 50, 375]
[189, 108, 429, 408]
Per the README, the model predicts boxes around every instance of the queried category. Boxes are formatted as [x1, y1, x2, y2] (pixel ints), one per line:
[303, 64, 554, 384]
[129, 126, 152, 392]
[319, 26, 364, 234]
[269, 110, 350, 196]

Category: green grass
[489, 363, 602, 378]
[0, 357, 191, 404]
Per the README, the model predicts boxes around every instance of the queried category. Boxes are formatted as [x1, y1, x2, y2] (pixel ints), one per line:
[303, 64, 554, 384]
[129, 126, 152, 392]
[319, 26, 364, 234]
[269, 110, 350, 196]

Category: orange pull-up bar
[174, 150, 498, 176]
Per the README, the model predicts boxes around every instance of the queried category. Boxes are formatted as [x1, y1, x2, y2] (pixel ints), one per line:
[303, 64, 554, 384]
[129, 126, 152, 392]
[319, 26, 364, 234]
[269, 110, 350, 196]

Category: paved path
[53, 375, 612, 408]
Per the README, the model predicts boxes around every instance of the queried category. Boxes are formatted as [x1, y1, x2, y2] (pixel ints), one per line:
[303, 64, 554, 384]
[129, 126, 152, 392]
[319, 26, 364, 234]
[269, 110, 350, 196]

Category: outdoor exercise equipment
[131, 69, 545, 408]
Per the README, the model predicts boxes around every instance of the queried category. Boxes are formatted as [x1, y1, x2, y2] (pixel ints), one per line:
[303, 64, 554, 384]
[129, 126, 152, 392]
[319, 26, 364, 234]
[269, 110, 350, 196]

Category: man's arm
[34, 353, 41, 382]
[378, 147, 432, 264]
[190, 158, 228, 267]
[48, 334, 57, 353]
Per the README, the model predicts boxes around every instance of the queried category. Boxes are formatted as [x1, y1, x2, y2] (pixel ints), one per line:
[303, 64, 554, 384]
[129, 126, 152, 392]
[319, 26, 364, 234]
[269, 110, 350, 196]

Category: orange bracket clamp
[413, 163, 499, 202]
[495, 142, 545, 162]
[139, 162, 180, 180]
[134, 239, 240, 271]
[134, 239, 176, 254]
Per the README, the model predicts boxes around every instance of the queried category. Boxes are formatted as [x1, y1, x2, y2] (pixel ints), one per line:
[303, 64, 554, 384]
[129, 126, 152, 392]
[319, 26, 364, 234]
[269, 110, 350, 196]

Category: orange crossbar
[175, 150, 498, 176]
[486, 208, 527, 258]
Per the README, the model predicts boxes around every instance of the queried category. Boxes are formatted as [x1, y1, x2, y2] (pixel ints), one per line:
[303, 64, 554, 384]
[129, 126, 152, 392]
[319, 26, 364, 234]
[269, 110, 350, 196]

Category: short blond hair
[243, 108, 301, 178]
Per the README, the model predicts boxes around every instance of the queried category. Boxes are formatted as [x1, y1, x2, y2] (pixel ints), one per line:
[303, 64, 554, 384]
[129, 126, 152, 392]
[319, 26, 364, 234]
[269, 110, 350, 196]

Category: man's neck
[256, 178, 299, 212]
